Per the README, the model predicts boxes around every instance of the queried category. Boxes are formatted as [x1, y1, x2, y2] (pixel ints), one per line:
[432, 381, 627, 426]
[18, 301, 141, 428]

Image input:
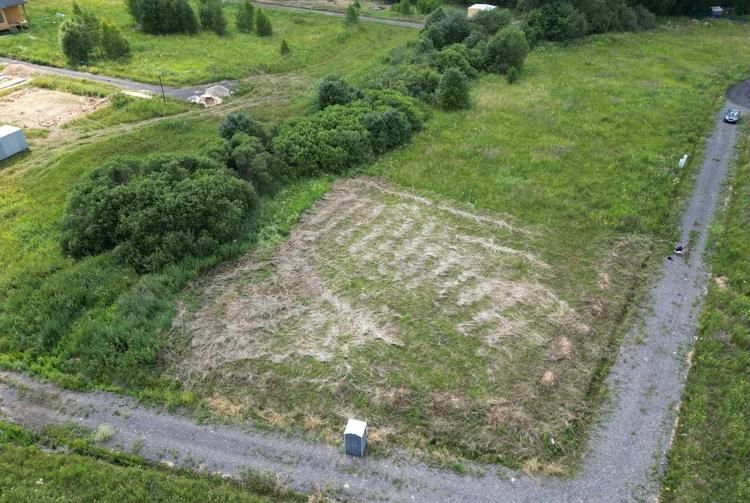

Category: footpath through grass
[0, 0, 415, 86]
[661, 130, 750, 502]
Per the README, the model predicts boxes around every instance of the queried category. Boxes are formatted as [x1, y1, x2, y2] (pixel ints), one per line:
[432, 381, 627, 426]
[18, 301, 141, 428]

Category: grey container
[0, 125, 28, 161]
[344, 419, 368, 457]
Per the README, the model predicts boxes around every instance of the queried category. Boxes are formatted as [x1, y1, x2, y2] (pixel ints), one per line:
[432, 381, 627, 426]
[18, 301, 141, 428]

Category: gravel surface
[0, 85, 746, 503]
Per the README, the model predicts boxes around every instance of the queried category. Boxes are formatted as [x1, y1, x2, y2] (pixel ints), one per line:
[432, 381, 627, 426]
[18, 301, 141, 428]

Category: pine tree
[256, 9, 272, 36]
[236, 0, 255, 33]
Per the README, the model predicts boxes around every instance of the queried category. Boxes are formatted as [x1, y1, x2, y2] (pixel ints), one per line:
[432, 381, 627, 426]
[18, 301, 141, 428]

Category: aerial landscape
[0, 0, 747, 501]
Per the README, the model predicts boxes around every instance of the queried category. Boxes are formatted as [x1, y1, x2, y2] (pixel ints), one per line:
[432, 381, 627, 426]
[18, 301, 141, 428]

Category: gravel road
[0, 85, 746, 502]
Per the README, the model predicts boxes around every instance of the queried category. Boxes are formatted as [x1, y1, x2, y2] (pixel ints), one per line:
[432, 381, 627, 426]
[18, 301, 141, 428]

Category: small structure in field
[0, 125, 28, 162]
[0, 0, 29, 33]
[344, 418, 368, 457]
[467, 4, 496, 17]
[710, 6, 724, 17]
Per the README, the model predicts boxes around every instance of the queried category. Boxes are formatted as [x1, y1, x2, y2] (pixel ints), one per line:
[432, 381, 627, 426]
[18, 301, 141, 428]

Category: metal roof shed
[467, 4, 497, 17]
[711, 6, 724, 17]
[0, 125, 28, 161]
[344, 419, 368, 457]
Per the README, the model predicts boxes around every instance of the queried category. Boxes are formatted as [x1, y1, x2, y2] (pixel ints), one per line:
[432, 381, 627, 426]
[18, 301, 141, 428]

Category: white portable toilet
[344, 418, 368, 457]
[0, 125, 28, 162]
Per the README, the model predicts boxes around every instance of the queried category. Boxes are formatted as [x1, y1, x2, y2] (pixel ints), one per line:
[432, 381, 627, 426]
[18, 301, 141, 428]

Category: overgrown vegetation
[0, 421, 296, 502]
[661, 130, 750, 502]
[60, 2, 130, 64]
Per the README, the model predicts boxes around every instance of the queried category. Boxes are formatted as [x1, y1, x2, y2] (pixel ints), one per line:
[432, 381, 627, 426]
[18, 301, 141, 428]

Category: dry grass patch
[168, 178, 651, 467]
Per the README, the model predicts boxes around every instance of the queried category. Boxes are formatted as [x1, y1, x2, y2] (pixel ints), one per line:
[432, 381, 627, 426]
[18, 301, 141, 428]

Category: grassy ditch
[661, 129, 750, 502]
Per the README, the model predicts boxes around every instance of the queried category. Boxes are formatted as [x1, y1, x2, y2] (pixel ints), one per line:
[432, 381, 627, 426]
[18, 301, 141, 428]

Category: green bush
[346, 4, 360, 25]
[612, 2, 639, 31]
[271, 102, 373, 177]
[256, 9, 273, 37]
[101, 22, 131, 60]
[633, 4, 656, 30]
[433, 43, 479, 78]
[59, 19, 97, 64]
[60, 155, 258, 272]
[280, 39, 291, 55]
[470, 8, 512, 36]
[364, 108, 412, 154]
[199, 0, 227, 35]
[484, 26, 529, 74]
[525, 2, 587, 43]
[392, 0, 413, 15]
[506, 65, 519, 84]
[416, 0, 441, 14]
[219, 111, 270, 143]
[318, 75, 364, 109]
[134, 0, 199, 35]
[366, 64, 441, 103]
[236, 0, 255, 33]
[222, 133, 282, 195]
[72, 2, 102, 49]
[365, 88, 426, 133]
[436, 67, 470, 111]
[422, 9, 472, 49]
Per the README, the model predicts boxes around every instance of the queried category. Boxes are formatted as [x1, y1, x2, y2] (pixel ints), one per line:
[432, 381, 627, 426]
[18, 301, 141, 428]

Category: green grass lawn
[661, 129, 750, 502]
[0, 421, 300, 502]
[0, 0, 415, 85]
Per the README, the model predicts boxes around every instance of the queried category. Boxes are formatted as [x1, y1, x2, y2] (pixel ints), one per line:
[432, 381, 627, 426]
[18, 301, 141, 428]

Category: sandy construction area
[0, 87, 106, 129]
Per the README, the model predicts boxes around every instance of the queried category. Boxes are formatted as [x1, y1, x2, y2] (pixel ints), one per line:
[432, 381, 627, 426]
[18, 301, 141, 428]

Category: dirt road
[0, 85, 746, 502]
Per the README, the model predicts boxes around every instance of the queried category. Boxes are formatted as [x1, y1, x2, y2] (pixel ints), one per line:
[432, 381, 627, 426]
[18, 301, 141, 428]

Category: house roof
[0, 0, 25, 8]
[469, 4, 497, 10]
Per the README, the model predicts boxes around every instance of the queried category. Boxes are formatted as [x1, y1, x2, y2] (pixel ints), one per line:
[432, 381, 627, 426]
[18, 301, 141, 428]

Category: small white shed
[344, 418, 368, 457]
[0, 125, 28, 162]
[467, 4, 497, 17]
[711, 6, 724, 17]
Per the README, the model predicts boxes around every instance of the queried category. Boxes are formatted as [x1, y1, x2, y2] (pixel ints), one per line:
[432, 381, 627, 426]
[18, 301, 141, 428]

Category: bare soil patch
[0, 87, 107, 129]
[168, 178, 651, 466]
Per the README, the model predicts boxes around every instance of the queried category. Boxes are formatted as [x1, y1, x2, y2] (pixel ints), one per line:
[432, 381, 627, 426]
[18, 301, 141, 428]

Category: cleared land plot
[0, 87, 106, 128]
[0, 0, 415, 85]
[170, 178, 650, 467]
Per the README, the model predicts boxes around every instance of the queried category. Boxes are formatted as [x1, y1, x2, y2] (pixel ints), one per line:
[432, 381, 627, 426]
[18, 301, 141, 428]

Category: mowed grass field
[0, 0, 415, 85]
[167, 20, 750, 470]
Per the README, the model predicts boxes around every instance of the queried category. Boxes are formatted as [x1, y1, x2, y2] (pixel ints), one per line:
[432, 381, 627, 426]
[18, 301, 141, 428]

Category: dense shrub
[392, 0, 413, 15]
[416, 0, 441, 15]
[346, 4, 360, 24]
[59, 19, 97, 64]
[199, 0, 227, 35]
[61, 156, 258, 272]
[236, 0, 255, 33]
[525, 2, 587, 43]
[216, 133, 282, 195]
[256, 9, 273, 36]
[365, 89, 427, 133]
[422, 9, 473, 49]
[366, 64, 441, 103]
[436, 67, 470, 111]
[364, 108, 412, 154]
[484, 26, 529, 74]
[633, 4, 656, 30]
[72, 2, 102, 48]
[318, 75, 364, 109]
[470, 8, 512, 36]
[271, 102, 373, 177]
[280, 39, 291, 55]
[135, 0, 199, 35]
[612, 2, 639, 31]
[219, 111, 271, 144]
[506, 65, 519, 84]
[101, 22, 131, 59]
[432, 44, 479, 78]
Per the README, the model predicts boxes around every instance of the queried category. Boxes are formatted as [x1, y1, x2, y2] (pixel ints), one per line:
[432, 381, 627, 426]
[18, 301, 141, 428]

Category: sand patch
[0, 87, 107, 129]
